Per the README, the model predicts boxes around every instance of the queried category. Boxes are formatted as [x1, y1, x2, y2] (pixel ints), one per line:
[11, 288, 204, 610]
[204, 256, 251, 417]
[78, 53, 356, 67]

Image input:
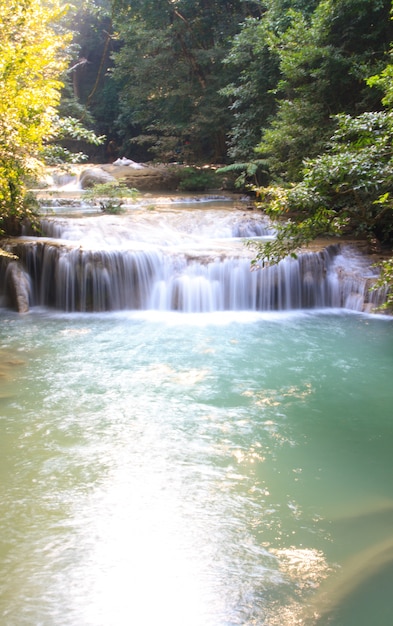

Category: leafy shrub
[372, 258, 393, 311]
[85, 181, 138, 214]
[177, 167, 219, 191]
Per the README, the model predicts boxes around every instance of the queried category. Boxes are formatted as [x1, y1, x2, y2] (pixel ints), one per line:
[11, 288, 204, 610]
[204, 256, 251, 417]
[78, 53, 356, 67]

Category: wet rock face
[5, 261, 30, 313]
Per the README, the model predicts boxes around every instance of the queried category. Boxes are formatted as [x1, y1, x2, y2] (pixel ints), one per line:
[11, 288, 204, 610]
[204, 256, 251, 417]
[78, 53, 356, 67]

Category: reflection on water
[0, 349, 25, 388]
[0, 310, 392, 625]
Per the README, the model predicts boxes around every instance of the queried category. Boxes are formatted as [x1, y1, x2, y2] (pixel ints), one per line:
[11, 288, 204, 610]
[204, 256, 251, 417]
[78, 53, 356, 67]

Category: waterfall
[2, 240, 383, 313]
[0, 203, 386, 313]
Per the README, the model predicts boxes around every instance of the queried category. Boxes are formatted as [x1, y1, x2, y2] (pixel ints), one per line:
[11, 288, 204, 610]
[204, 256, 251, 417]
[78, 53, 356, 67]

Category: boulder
[112, 157, 145, 169]
[100, 164, 180, 191]
[5, 261, 31, 313]
[79, 167, 115, 189]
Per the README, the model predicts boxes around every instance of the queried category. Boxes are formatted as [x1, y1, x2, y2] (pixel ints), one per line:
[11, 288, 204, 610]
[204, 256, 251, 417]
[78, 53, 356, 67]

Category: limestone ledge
[40, 163, 190, 192]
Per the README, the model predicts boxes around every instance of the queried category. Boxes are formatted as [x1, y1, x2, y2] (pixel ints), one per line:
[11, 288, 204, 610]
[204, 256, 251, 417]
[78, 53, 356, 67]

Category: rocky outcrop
[100, 163, 180, 191]
[40, 163, 202, 193]
[5, 261, 31, 313]
[79, 167, 115, 189]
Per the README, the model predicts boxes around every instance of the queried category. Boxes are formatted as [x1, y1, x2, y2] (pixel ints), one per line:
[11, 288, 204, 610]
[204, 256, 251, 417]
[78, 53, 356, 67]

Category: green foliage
[111, 0, 263, 163]
[255, 0, 392, 181]
[51, 116, 105, 145]
[221, 16, 280, 162]
[0, 0, 109, 239]
[0, 0, 70, 236]
[291, 112, 393, 241]
[259, 98, 328, 182]
[43, 115, 105, 164]
[368, 63, 393, 108]
[372, 258, 393, 310]
[248, 185, 342, 266]
[251, 109, 393, 265]
[249, 208, 341, 267]
[84, 180, 138, 213]
[217, 159, 270, 188]
[177, 167, 219, 192]
[42, 145, 89, 165]
[243, 0, 393, 304]
[58, 0, 118, 155]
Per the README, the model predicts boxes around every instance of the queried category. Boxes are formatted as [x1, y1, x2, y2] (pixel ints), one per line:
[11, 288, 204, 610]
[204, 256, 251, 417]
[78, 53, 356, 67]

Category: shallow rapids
[0, 310, 392, 625]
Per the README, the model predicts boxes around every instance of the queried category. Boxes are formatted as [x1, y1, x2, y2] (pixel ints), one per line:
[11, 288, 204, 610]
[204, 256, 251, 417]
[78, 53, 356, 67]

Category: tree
[220, 0, 392, 184]
[220, 16, 279, 167]
[256, 0, 393, 181]
[252, 111, 393, 266]
[221, 0, 320, 166]
[0, 0, 70, 235]
[58, 0, 120, 161]
[111, 0, 263, 163]
[248, 1, 393, 309]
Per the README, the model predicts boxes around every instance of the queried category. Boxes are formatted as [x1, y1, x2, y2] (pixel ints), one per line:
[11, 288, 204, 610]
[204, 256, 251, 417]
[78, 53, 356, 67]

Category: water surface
[0, 310, 392, 625]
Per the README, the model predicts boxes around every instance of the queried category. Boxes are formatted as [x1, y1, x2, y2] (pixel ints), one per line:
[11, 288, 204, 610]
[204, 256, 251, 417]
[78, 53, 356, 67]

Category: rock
[100, 163, 179, 191]
[5, 261, 31, 313]
[79, 167, 115, 189]
[112, 157, 145, 169]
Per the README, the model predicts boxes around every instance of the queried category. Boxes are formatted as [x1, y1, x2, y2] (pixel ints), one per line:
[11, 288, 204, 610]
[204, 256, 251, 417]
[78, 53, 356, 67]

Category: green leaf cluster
[373, 258, 393, 309]
[226, 0, 393, 304]
[84, 180, 138, 213]
[251, 110, 393, 264]
[0, 0, 70, 235]
[111, 0, 263, 163]
[221, 0, 391, 184]
[43, 115, 105, 164]
[255, 0, 393, 181]
[176, 167, 219, 192]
